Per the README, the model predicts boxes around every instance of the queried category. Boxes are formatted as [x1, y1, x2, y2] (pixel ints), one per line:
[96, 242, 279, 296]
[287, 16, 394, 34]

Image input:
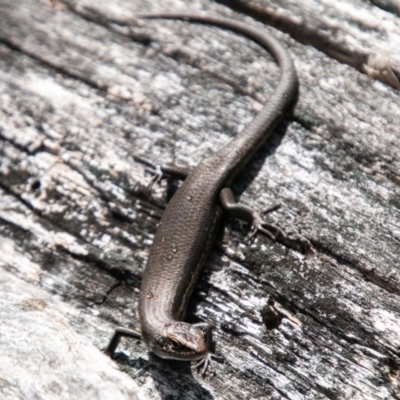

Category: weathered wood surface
[216, 0, 400, 89]
[0, 0, 399, 399]
[0, 265, 145, 400]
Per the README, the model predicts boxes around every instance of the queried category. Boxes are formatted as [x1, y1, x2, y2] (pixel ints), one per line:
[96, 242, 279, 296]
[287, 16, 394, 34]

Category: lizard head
[151, 322, 213, 361]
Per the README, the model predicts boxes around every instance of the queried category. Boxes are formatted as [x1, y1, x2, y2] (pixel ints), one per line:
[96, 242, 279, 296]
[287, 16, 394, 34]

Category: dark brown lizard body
[106, 13, 298, 369]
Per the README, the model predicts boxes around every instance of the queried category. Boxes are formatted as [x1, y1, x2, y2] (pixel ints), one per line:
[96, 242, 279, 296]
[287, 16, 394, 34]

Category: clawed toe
[145, 164, 164, 189]
[195, 353, 223, 376]
[247, 213, 285, 242]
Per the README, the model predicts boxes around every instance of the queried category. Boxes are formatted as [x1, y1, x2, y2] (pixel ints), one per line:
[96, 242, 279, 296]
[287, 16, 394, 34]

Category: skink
[106, 13, 298, 371]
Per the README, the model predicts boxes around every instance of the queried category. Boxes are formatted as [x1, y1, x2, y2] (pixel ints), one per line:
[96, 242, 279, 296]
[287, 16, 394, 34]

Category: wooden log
[0, 0, 399, 398]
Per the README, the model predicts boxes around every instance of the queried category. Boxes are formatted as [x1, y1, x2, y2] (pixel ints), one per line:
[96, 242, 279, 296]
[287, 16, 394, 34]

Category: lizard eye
[170, 339, 183, 351]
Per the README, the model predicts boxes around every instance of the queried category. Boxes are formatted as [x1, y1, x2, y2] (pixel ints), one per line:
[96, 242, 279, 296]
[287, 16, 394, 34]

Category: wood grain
[0, 0, 399, 399]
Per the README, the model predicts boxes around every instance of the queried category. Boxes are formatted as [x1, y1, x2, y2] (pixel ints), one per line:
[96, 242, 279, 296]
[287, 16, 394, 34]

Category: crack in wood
[215, 0, 400, 90]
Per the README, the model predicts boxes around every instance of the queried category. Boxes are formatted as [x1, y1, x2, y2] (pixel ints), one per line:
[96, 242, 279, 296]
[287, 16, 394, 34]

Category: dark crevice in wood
[61, 0, 400, 91]
[60, 0, 153, 45]
[362, 268, 400, 296]
[66, 159, 164, 214]
[0, 176, 86, 236]
[0, 181, 41, 217]
[290, 113, 317, 134]
[0, 127, 46, 156]
[149, 45, 258, 98]
[246, 362, 299, 399]
[0, 139, 155, 259]
[368, 0, 400, 16]
[0, 37, 139, 103]
[214, 0, 400, 90]
[56, 244, 141, 285]
[49, 158, 161, 247]
[109, 209, 136, 225]
[310, 311, 398, 371]
[308, 333, 375, 374]
[63, 160, 113, 205]
[249, 352, 311, 396]
[62, 0, 276, 107]
[253, 282, 369, 351]
[0, 188, 126, 284]
[0, 214, 32, 235]
[246, 340, 341, 399]
[292, 113, 398, 187]
[60, 0, 282, 103]
[0, 37, 111, 96]
[297, 306, 394, 374]
[223, 262, 398, 364]
[209, 261, 381, 358]
[211, 331, 316, 398]
[311, 240, 400, 296]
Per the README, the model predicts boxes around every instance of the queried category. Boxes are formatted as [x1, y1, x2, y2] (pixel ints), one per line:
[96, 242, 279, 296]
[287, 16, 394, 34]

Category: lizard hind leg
[219, 187, 285, 241]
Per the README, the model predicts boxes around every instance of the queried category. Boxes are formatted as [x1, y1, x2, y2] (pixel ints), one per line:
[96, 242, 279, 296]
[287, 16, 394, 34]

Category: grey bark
[0, 0, 399, 399]
[216, 0, 400, 89]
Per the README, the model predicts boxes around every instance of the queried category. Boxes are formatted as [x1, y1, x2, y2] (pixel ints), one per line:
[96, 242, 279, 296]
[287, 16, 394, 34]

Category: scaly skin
[106, 13, 298, 372]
